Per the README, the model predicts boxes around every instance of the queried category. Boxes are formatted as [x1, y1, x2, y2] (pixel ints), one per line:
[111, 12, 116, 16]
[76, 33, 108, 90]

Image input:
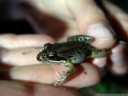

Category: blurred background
[0, 0, 128, 95]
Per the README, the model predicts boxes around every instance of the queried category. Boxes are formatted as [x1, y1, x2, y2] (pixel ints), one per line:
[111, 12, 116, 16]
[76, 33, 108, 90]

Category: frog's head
[36, 51, 55, 62]
[36, 43, 55, 62]
[36, 43, 67, 63]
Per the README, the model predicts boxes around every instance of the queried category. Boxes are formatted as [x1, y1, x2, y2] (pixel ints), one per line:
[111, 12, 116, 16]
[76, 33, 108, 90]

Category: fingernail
[87, 24, 116, 43]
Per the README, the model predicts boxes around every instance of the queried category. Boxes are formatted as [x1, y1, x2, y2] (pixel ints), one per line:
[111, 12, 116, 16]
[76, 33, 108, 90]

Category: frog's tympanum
[36, 35, 108, 85]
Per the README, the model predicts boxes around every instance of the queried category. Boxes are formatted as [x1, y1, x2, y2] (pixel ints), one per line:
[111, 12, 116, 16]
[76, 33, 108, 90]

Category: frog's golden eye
[49, 52, 54, 56]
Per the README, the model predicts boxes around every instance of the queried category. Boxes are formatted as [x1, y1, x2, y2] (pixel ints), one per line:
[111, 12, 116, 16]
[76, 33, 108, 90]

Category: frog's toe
[52, 78, 65, 86]
[53, 71, 68, 86]
[56, 71, 66, 76]
[54, 80, 63, 86]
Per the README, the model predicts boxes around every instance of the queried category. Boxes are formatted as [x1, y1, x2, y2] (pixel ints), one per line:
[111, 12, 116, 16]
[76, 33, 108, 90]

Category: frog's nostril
[36, 54, 42, 61]
[36, 57, 40, 61]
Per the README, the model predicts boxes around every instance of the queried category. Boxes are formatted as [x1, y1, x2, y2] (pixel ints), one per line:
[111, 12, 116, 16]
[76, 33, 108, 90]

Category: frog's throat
[91, 49, 109, 58]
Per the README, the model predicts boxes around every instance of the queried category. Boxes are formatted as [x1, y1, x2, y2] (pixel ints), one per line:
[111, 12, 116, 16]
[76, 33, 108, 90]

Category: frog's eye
[43, 43, 52, 50]
[36, 54, 43, 61]
[49, 52, 54, 56]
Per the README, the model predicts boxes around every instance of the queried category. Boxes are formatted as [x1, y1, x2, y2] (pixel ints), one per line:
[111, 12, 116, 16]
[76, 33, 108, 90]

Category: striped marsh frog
[36, 35, 108, 85]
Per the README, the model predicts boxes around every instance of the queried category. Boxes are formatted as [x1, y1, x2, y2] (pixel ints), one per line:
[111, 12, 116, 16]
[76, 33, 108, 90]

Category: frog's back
[50, 42, 91, 53]
[53, 42, 92, 64]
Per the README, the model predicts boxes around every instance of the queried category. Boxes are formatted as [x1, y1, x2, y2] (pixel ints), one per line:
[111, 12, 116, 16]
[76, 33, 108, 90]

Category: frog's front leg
[54, 61, 75, 85]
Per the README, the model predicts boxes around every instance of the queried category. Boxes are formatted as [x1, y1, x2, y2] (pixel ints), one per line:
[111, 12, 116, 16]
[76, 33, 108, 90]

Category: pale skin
[0, 0, 128, 96]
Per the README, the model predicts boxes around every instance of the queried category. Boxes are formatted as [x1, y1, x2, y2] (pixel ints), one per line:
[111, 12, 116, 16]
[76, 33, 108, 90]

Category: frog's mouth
[39, 56, 67, 64]
[47, 55, 67, 62]
[36, 52, 67, 64]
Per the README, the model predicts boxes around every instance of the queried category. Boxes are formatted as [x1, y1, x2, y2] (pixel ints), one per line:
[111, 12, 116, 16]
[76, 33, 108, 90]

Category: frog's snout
[36, 53, 46, 62]
[36, 54, 42, 61]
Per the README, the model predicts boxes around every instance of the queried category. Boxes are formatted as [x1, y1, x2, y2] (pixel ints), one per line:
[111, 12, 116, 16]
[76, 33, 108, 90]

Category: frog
[36, 35, 109, 85]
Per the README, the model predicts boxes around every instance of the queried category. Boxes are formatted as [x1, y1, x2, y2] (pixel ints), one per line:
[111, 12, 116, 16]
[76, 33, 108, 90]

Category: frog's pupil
[73, 58, 76, 60]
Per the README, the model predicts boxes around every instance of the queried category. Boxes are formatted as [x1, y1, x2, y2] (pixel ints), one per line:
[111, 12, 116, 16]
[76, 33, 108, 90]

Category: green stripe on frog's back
[67, 35, 94, 43]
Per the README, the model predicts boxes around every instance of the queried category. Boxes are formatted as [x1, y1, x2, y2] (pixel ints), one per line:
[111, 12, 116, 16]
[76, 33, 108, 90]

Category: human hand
[18, 0, 127, 75]
[0, 0, 128, 95]
[0, 34, 100, 88]
[0, 34, 99, 96]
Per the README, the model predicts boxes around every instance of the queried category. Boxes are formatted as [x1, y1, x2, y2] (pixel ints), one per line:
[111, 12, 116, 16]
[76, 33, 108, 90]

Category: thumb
[66, 0, 116, 48]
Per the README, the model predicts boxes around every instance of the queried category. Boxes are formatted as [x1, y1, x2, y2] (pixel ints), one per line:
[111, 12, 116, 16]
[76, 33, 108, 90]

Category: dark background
[0, 0, 128, 34]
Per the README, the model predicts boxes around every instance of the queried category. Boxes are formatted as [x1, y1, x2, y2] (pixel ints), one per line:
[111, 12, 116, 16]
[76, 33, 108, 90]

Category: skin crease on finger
[0, 81, 80, 96]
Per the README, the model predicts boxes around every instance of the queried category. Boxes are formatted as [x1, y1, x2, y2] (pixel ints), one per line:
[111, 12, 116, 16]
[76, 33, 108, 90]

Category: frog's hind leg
[54, 61, 75, 85]
[91, 49, 109, 58]
[67, 35, 94, 43]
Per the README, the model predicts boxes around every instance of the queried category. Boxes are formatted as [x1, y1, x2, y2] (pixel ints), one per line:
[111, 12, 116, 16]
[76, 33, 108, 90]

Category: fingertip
[86, 23, 117, 49]
[110, 41, 128, 75]
[67, 0, 117, 49]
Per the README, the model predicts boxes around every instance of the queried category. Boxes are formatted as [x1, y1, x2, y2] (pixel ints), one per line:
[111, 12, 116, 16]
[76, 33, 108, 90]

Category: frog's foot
[52, 71, 68, 86]
[52, 62, 76, 86]
[91, 49, 109, 58]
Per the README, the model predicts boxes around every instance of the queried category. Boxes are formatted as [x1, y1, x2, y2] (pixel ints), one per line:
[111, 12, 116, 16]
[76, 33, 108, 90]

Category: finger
[66, 0, 116, 48]
[103, 1, 128, 41]
[0, 81, 80, 96]
[0, 80, 29, 96]
[1, 48, 41, 66]
[0, 34, 55, 49]
[33, 84, 80, 96]
[0, 34, 55, 66]
[110, 41, 128, 75]
[5, 63, 100, 88]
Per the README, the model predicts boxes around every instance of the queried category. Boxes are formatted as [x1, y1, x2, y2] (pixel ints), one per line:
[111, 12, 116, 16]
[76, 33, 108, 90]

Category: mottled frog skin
[36, 35, 108, 85]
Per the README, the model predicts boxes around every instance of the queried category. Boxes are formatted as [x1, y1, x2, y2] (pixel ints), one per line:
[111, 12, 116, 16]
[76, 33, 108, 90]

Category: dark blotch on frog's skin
[47, 52, 67, 61]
